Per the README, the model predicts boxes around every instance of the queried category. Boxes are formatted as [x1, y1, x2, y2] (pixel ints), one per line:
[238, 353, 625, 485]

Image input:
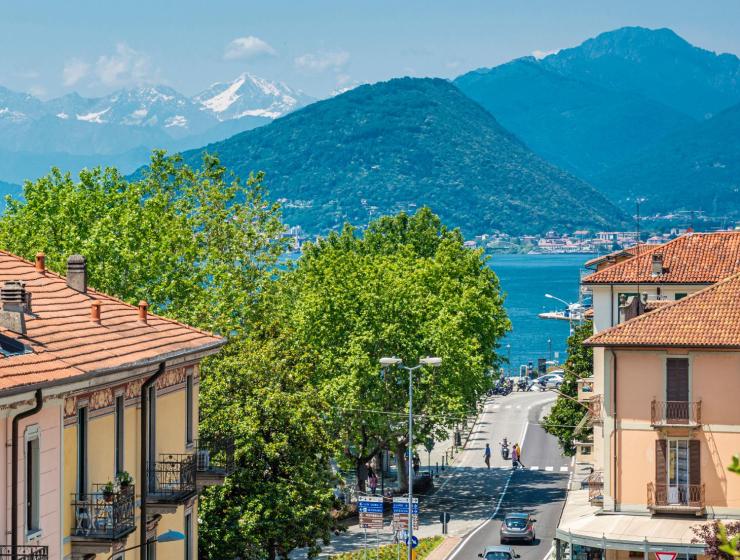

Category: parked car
[500, 512, 536, 544]
[478, 545, 520, 560]
[529, 373, 563, 390]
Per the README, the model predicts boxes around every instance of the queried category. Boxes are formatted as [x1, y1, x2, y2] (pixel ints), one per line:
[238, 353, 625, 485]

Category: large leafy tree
[278, 209, 510, 490]
[542, 321, 593, 455]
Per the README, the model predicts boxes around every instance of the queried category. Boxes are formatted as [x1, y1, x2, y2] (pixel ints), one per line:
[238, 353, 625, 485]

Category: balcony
[577, 377, 595, 402]
[650, 400, 702, 428]
[587, 471, 604, 506]
[70, 485, 135, 556]
[194, 437, 236, 492]
[147, 453, 196, 511]
[587, 395, 602, 424]
[647, 482, 705, 515]
[0, 546, 48, 560]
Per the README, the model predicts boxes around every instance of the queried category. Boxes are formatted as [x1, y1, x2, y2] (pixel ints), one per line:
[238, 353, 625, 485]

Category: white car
[529, 373, 564, 390]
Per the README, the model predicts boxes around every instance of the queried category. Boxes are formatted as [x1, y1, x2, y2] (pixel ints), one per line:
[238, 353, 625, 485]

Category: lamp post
[106, 530, 185, 560]
[545, 293, 575, 335]
[506, 344, 511, 378]
[380, 356, 442, 560]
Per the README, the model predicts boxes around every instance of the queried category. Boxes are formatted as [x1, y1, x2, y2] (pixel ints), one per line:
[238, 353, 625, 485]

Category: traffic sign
[655, 553, 677, 560]
[358, 495, 384, 529]
[407, 535, 419, 549]
[439, 512, 451, 524]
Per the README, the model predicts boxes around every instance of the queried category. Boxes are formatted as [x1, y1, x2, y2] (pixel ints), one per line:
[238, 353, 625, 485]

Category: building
[557, 232, 740, 560]
[0, 252, 229, 560]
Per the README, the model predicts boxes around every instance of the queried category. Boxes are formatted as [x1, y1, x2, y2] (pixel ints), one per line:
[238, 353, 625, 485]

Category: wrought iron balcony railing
[650, 400, 702, 427]
[588, 395, 602, 424]
[587, 471, 604, 504]
[148, 453, 196, 502]
[71, 484, 135, 539]
[647, 482, 705, 514]
[194, 437, 236, 477]
[0, 546, 49, 560]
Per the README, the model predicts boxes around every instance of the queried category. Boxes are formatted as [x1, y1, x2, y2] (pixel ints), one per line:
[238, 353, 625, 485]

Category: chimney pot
[91, 301, 101, 323]
[0, 281, 28, 335]
[138, 300, 148, 323]
[651, 253, 664, 276]
[35, 252, 46, 273]
[67, 255, 87, 293]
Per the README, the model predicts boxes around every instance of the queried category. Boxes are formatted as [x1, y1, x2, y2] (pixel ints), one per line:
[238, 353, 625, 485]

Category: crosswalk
[522, 466, 569, 472]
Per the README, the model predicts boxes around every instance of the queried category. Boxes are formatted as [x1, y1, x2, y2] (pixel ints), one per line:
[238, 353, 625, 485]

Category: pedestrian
[484, 442, 492, 469]
[511, 443, 519, 470]
[368, 466, 378, 495]
[515, 443, 525, 468]
[412, 452, 421, 477]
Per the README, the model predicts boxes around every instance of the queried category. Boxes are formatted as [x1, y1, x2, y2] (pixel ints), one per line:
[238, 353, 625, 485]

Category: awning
[556, 489, 709, 555]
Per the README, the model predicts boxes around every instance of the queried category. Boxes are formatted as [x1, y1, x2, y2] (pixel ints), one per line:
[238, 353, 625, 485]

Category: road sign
[358, 495, 384, 529]
[655, 553, 678, 560]
[439, 512, 451, 524]
[407, 535, 419, 549]
[392, 497, 419, 514]
[399, 529, 408, 542]
[424, 438, 434, 453]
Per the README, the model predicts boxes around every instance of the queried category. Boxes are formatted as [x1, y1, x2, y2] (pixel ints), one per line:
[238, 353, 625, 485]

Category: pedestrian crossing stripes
[545, 466, 554, 472]
[560, 466, 569, 472]
[522, 465, 569, 473]
[529, 466, 539, 470]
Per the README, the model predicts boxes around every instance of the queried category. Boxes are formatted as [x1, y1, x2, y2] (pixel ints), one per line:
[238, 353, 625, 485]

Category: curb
[425, 536, 463, 560]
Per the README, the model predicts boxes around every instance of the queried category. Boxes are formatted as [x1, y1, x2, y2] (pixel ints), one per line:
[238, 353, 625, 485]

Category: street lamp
[506, 344, 511, 378]
[380, 356, 442, 560]
[106, 530, 185, 560]
[545, 293, 575, 335]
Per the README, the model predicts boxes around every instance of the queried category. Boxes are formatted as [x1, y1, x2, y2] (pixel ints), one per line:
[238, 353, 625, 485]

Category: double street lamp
[379, 356, 442, 560]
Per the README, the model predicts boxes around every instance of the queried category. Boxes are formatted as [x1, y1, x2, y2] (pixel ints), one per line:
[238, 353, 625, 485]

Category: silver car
[478, 545, 520, 560]
[500, 513, 536, 544]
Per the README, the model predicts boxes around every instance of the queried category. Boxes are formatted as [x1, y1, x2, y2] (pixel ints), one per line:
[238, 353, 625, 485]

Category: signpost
[439, 512, 451, 534]
[655, 553, 677, 560]
[392, 497, 419, 530]
[359, 495, 384, 530]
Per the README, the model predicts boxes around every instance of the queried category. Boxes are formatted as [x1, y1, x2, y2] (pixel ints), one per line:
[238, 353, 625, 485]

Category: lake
[488, 253, 594, 374]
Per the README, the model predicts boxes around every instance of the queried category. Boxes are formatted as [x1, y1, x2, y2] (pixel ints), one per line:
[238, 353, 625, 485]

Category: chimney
[90, 301, 101, 323]
[619, 295, 646, 323]
[651, 253, 664, 277]
[35, 252, 46, 273]
[67, 255, 87, 293]
[138, 301, 148, 324]
[0, 281, 28, 335]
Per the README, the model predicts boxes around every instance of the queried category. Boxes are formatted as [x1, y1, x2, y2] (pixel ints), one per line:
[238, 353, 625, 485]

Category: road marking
[545, 466, 554, 472]
[493, 405, 500, 409]
[560, 466, 569, 472]
[447, 419, 530, 560]
[529, 466, 539, 471]
[504, 405, 512, 409]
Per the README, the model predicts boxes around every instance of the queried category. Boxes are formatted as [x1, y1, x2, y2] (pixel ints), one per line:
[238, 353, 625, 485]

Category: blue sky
[2, 0, 740, 100]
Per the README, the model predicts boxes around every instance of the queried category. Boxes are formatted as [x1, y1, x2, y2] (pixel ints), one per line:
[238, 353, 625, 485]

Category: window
[185, 512, 193, 560]
[186, 374, 194, 445]
[77, 406, 88, 498]
[675, 293, 688, 300]
[25, 426, 40, 534]
[115, 395, 125, 475]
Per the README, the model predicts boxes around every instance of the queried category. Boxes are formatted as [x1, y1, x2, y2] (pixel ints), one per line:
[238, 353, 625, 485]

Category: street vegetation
[0, 152, 510, 559]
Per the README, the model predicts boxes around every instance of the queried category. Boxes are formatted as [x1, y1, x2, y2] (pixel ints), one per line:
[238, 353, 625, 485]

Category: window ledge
[26, 529, 43, 542]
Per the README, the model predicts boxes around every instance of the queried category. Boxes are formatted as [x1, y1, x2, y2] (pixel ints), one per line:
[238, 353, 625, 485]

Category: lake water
[488, 253, 594, 374]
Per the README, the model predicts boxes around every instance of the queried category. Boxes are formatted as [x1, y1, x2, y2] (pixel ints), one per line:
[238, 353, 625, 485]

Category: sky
[2, 0, 740, 100]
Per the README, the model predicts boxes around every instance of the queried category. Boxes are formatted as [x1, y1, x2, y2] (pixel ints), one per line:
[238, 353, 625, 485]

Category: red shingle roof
[0, 251, 224, 393]
[585, 271, 740, 348]
[581, 232, 740, 284]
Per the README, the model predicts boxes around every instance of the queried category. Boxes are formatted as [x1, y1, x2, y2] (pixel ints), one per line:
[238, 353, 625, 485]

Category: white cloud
[96, 43, 156, 87]
[224, 36, 277, 60]
[63, 58, 90, 86]
[532, 49, 558, 60]
[294, 50, 349, 73]
[27, 85, 46, 98]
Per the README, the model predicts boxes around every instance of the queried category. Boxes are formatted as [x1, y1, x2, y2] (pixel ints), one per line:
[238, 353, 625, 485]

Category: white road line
[447, 419, 531, 560]
[493, 405, 500, 409]
[560, 466, 569, 472]
[504, 405, 512, 409]
[529, 466, 539, 471]
[545, 466, 554, 472]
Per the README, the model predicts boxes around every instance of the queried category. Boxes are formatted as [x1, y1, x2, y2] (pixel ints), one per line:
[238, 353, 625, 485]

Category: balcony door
[666, 358, 689, 423]
[657, 439, 700, 506]
[667, 440, 689, 504]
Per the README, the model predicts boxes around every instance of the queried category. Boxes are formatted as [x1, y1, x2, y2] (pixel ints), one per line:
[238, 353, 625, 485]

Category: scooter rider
[500, 437, 510, 460]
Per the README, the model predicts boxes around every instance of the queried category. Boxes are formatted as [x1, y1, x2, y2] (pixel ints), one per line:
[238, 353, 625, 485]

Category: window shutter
[689, 440, 701, 486]
[666, 358, 689, 402]
[655, 439, 667, 484]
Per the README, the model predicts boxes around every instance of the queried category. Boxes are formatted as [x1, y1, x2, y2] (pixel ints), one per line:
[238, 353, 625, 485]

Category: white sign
[655, 552, 678, 560]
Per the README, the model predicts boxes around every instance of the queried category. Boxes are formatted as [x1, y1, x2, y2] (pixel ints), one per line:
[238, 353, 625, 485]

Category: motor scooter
[500, 438, 510, 460]
[517, 378, 527, 392]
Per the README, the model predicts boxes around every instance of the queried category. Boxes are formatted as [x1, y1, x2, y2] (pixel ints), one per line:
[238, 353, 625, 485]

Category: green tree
[278, 209, 510, 490]
[542, 321, 593, 455]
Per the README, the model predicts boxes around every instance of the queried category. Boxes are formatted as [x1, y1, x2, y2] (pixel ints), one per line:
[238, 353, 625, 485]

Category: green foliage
[181, 77, 624, 236]
[0, 150, 285, 334]
[330, 536, 444, 560]
[693, 520, 740, 560]
[277, 208, 510, 487]
[198, 335, 338, 560]
[730, 455, 740, 475]
[542, 321, 594, 455]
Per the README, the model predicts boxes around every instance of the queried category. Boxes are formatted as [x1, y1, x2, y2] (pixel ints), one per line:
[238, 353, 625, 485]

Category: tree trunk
[396, 441, 409, 492]
[268, 538, 277, 560]
[356, 460, 368, 492]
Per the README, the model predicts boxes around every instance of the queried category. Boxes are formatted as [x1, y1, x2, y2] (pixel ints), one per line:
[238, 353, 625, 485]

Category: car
[529, 373, 563, 390]
[499, 512, 536, 544]
[478, 545, 520, 560]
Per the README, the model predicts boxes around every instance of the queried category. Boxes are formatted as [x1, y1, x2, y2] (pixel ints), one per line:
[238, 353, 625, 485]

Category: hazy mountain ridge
[180, 77, 626, 235]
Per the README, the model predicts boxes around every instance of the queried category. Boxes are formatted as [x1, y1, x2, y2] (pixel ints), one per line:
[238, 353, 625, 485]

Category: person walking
[484, 443, 492, 469]
[368, 466, 378, 495]
[412, 452, 421, 477]
[515, 443, 525, 468]
[511, 443, 519, 469]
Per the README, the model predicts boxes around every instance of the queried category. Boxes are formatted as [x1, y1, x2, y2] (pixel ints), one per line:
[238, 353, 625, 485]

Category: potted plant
[102, 481, 115, 502]
[116, 471, 133, 490]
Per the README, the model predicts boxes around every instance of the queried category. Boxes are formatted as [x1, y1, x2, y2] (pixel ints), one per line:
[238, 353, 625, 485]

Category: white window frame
[24, 424, 42, 540]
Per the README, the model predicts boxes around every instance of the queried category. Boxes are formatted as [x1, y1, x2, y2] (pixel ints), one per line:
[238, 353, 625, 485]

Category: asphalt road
[440, 390, 570, 560]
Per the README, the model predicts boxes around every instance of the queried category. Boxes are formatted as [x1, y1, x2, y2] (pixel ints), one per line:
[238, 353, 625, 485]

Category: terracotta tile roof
[0, 251, 224, 394]
[644, 300, 674, 312]
[585, 271, 740, 348]
[582, 232, 740, 284]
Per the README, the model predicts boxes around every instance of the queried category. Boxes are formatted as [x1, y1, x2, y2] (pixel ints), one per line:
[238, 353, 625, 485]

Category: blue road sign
[407, 536, 419, 548]
[392, 503, 419, 514]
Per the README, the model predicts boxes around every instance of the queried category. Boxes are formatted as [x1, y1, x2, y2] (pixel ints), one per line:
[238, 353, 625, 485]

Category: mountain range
[180, 78, 626, 235]
[0, 73, 312, 182]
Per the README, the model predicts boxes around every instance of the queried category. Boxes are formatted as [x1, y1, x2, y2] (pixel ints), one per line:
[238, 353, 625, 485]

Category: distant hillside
[596, 102, 740, 217]
[181, 78, 625, 235]
[454, 58, 693, 180]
